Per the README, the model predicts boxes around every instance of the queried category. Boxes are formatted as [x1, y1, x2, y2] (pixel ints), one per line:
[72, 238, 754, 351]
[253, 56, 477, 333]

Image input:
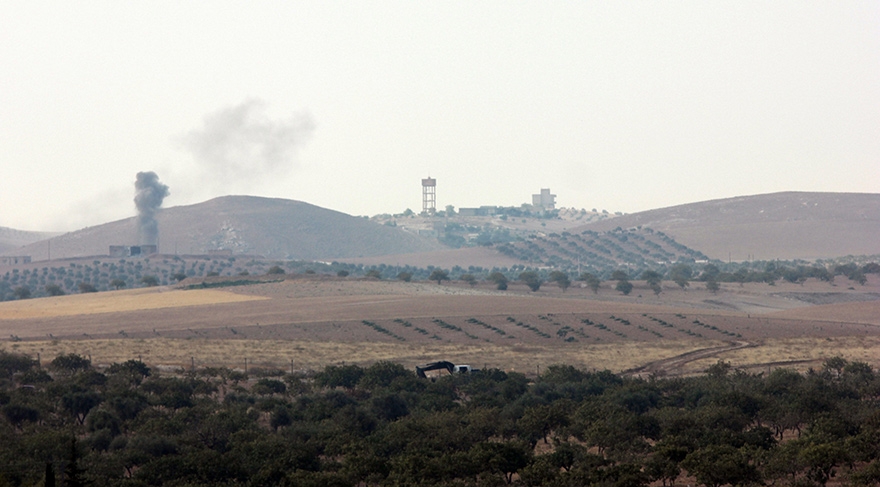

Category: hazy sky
[2, 2, 878, 231]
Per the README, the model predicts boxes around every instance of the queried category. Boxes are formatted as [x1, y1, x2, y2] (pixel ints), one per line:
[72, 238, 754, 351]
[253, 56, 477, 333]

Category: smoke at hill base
[134, 171, 170, 245]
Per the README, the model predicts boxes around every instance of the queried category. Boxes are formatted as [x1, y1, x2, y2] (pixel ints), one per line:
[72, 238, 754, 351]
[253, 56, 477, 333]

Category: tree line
[3, 350, 880, 486]
[2, 252, 876, 302]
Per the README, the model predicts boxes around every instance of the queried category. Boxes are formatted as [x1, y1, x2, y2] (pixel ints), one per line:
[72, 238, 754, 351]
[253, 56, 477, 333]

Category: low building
[458, 206, 499, 217]
[0, 256, 31, 265]
[109, 245, 158, 257]
[532, 188, 557, 210]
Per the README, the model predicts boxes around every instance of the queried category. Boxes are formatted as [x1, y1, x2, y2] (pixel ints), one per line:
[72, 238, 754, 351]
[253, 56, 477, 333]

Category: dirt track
[623, 340, 756, 377]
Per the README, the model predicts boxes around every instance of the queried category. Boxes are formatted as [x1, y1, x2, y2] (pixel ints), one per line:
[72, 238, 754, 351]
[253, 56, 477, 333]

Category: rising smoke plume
[134, 171, 170, 245]
[177, 99, 315, 190]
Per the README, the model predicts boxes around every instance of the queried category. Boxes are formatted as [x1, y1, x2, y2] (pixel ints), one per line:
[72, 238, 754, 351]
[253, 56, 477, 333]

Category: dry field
[336, 246, 523, 269]
[0, 286, 266, 319]
[0, 275, 878, 377]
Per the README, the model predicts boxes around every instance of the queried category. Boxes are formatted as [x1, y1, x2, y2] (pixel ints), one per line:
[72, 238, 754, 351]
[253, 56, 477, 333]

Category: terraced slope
[495, 227, 707, 273]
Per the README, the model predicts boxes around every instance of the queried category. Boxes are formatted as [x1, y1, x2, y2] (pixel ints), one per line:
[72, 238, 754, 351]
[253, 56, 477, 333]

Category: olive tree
[488, 271, 508, 290]
[428, 269, 450, 284]
[519, 271, 542, 292]
[579, 273, 601, 294]
[548, 271, 571, 292]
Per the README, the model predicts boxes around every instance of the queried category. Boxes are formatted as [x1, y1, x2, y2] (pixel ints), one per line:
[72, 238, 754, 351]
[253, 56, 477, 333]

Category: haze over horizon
[2, 2, 878, 232]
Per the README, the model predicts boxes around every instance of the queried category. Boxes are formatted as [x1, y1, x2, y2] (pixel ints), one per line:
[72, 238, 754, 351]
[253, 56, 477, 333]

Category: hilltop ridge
[2, 192, 878, 265]
[573, 192, 880, 261]
[2, 196, 444, 261]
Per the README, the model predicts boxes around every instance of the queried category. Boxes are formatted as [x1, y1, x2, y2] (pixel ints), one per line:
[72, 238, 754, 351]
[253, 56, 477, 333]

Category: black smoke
[134, 171, 170, 245]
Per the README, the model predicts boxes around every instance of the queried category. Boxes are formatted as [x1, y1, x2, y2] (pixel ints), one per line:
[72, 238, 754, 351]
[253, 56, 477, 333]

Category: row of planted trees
[3, 255, 876, 302]
[2, 350, 880, 486]
[0, 258, 251, 301]
[417, 260, 879, 296]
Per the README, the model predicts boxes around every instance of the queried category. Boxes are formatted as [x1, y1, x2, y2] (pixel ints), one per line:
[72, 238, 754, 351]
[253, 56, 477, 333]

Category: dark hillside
[572, 192, 880, 260]
[2, 196, 444, 261]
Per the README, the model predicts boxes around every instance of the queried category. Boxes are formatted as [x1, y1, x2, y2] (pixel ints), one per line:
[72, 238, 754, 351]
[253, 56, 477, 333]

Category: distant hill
[5, 192, 877, 266]
[572, 192, 880, 261]
[2, 196, 444, 261]
[0, 226, 60, 255]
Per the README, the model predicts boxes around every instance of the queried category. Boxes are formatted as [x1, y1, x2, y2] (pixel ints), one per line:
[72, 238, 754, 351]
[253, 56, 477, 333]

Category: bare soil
[1, 274, 877, 376]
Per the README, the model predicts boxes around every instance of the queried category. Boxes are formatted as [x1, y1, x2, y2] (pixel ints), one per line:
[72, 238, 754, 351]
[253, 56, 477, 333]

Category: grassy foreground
[3, 335, 878, 377]
[0, 337, 705, 374]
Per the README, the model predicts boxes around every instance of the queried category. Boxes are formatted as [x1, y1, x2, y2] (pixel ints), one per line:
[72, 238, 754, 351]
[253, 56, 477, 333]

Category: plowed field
[1, 275, 877, 376]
